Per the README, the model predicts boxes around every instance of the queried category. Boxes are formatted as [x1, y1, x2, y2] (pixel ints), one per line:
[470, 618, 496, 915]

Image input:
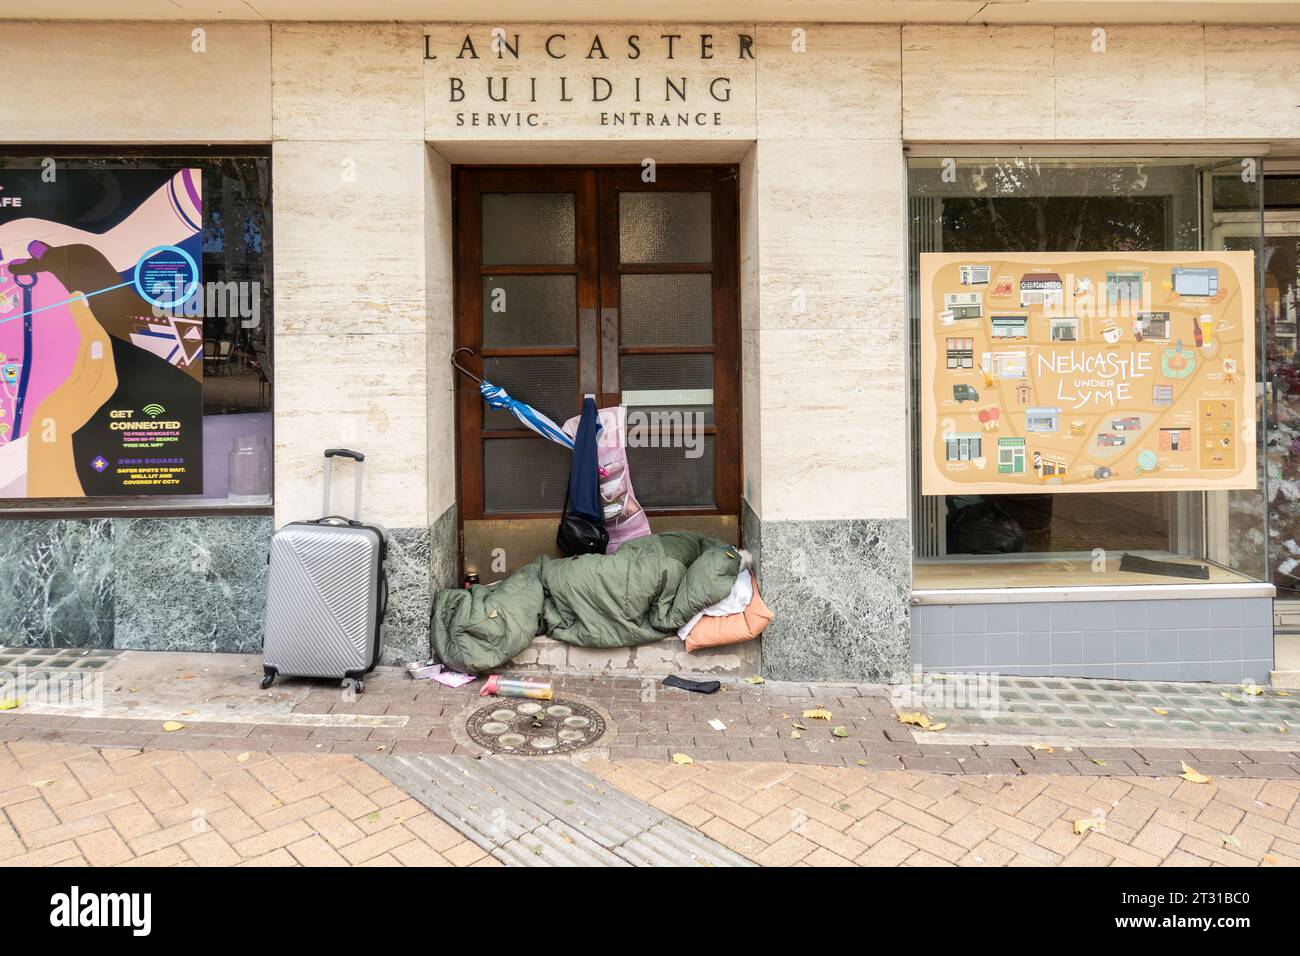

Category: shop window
[0, 151, 272, 513]
[945, 434, 981, 462]
[1049, 317, 1078, 342]
[990, 314, 1027, 338]
[946, 337, 974, 369]
[454, 167, 739, 525]
[998, 438, 1025, 474]
[908, 156, 1267, 590]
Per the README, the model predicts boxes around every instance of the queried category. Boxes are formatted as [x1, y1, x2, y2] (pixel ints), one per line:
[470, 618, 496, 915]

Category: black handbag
[556, 509, 609, 557]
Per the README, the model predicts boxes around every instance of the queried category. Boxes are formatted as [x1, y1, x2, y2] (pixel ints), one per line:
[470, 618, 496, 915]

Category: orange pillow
[684, 580, 774, 653]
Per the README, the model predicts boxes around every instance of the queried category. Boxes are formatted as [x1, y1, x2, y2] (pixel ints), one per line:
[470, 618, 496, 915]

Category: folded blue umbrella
[452, 347, 576, 451]
[478, 380, 574, 450]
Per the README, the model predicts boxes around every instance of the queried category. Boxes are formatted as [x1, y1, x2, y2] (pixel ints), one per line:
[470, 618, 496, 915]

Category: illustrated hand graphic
[27, 293, 118, 497]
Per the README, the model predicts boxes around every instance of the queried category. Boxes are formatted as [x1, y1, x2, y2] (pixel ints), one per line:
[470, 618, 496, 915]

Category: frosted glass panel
[482, 275, 577, 348]
[619, 192, 711, 263]
[482, 193, 575, 265]
[485, 438, 570, 513]
[622, 354, 714, 426]
[621, 274, 712, 346]
[481, 356, 577, 431]
[627, 439, 715, 507]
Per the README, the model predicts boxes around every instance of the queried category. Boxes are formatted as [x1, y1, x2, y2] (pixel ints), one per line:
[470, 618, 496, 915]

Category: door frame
[452, 164, 742, 522]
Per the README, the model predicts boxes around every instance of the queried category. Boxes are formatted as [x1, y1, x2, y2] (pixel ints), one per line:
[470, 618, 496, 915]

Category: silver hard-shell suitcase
[261, 448, 388, 694]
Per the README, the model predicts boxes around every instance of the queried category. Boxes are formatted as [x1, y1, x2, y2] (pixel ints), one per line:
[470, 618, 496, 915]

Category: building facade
[2, 2, 1298, 685]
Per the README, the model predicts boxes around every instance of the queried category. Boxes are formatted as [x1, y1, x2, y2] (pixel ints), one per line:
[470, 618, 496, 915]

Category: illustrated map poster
[0, 167, 204, 497]
[919, 251, 1256, 495]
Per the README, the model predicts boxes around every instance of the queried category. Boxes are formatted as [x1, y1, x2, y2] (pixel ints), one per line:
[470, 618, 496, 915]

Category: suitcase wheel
[260, 666, 277, 690]
[347, 678, 365, 695]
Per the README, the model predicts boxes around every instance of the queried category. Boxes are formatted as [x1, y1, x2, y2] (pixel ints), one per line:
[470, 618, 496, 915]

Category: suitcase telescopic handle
[324, 448, 365, 462]
[323, 448, 365, 520]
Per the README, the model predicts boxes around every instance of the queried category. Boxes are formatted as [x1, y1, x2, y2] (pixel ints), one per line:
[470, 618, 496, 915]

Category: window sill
[911, 581, 1276, 605]
[0, 502, 274, 520]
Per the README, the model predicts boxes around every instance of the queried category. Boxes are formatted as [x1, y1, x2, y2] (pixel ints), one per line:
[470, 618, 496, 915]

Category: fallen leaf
[832, 726, 848, 738]
[1073, 817, 1104, 835]
[671, 753, 694, 765]
[743, 675, 765, 685]
[1153, 708, 1169, 716]
[1031, 743, 1054, 753]
[236, 752, 250, 762]
[781, 713, 790, 720]
[856, 759, 868, 767]
[803, 708, 832, 721]
[1222, 834, 1243, 848]
[897, 712, 945, 732]
[180, 674, 195, 681]
[367, 811, 381, 823]
[162, 721, 184, 732]
[31, 779, 53, 788]
[1280, 725, 1290, 734]
[1240, 684, 1263, 697]
[790, 730, 801, 739]
[0, 698, 19, 711]
[792, 722, 806, 730]
[1275, 691, 1292, 698]
[1092, 759, 1108, 766]
[708, 718, 727, 732]
[1265, 854, 1279, 864]
[181, 709, 195, 716]
[1179, 761, 1212, 784]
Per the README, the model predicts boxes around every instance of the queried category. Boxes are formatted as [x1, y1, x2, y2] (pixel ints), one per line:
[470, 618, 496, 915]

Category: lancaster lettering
[428, 29, 750, 128]
[425, 32, 755, 61]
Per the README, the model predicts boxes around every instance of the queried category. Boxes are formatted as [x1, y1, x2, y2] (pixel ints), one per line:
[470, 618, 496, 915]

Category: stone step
[1270, 669, 1300, 691]
[507, 635, 760, 678]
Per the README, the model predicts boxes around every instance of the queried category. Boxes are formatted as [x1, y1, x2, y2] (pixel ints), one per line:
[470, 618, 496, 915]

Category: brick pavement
[4, 663, 1300, 866]
[3, 740, 1297, 867]
[3, 673, 1298, 779]
[581, 758, 1300, 867]
[0, 741, 498, 867]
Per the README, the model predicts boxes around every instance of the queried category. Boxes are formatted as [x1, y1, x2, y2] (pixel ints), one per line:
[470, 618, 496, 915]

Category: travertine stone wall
[4, 19, 1300, 673]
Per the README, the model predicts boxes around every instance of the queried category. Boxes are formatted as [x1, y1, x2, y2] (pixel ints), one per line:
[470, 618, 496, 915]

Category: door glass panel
[627, 439, 715, 507]
[481, 275, 577, 348]
[621, 354, 715, 425]
[619, 192, 711, 263]
[481, 355, 577, 431]
[1228, 230, 1300, 598]
[482, 193, 575, 265]
[621, 274, 713, 346]
[484, 438, 570, 512]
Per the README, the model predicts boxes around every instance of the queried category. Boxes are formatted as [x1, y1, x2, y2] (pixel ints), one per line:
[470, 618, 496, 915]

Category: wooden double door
[454, 166, 740, 544]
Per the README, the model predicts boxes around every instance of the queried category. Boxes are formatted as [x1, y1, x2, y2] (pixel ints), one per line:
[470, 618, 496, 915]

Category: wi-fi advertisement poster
[0, 166, 204, 497]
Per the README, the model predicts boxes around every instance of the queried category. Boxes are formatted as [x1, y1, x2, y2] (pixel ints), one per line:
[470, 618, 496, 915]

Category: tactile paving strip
[920, 675, 1298, 741]
[368, 754, 755, 867]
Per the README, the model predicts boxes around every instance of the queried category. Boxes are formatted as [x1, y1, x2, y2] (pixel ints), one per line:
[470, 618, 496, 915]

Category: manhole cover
[466, 698, 606, 755]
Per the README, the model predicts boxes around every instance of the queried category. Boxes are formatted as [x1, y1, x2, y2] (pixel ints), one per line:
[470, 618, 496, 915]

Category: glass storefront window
[0, 151, 272, 513]
[908, 156, 1267, 590]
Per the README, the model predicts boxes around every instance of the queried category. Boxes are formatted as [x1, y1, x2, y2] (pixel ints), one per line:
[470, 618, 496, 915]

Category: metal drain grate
[467, 698, 606, 755]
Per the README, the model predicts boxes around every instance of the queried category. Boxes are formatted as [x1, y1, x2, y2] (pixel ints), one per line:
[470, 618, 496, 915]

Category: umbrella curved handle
[450, 347, 483, 384]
